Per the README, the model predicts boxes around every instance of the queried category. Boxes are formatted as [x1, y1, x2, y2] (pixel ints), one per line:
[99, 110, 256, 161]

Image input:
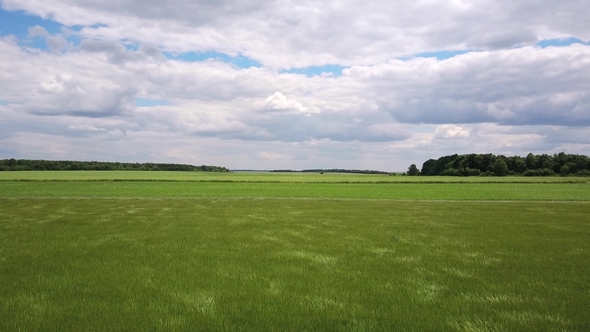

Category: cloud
[4, 0, 590, 68]
[2, 2, 590, 170]
[467, 28, 538, 49]
[79, 39, 165, 63]
[358, 45, 590, 126]
[45, 34, 71, 52]
[27, 25, 50, 38]
[257, 92, 320, 114]
[26, 79, 136, 117]
[258, 151, 289, 161]
[434, 125, 470, 139]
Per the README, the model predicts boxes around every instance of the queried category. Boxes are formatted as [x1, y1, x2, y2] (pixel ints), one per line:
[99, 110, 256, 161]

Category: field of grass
[1, 170, 588, 183]
[1, 171, 589, 331]
[1, 181, 589, 201]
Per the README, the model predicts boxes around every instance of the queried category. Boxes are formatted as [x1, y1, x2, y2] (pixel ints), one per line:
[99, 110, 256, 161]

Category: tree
[525, 153, 537, 169]
[559, 165, 570, 176]
[407, 164, 420, 176]
[492, 159, 508, 176]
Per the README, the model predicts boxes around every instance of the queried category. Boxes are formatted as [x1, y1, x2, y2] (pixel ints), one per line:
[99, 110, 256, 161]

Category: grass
[1, 170, 588, 183]
[1, 181, 589, 201]
[1, 171, 589, 330]
[1, 198, 589, 331]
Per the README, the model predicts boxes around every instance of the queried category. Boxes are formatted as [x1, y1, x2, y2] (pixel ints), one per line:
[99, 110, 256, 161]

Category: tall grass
[1, 198, 589, 331]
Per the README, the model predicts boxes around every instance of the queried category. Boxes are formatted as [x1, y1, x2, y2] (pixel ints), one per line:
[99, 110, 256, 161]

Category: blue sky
[1, 1, 589, 170]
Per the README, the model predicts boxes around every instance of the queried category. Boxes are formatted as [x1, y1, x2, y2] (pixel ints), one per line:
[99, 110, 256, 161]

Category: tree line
[408, 152, 590, 176]
[0, 159, 230, 172]
[271, 169, 391, 175]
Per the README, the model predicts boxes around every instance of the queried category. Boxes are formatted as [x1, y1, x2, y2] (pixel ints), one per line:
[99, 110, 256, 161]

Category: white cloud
[1, 1, 590, 170]
[3, 0, 590, 67]
[257, 92, 320, 114]
[434, 125, 470, 139]
[68, 124, 101, 131]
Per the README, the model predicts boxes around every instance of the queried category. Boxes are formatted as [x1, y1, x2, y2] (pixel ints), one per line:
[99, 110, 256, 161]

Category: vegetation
[419, 152, 590, 176]
[407, 164, 420, 176]
[271, 169, 390, 174]
[1, 172, 589, 330]
[6, 171, 588, 183]
[1, 181, 589, 201]
[0, 159, 229, 172]
[1, 198, 589, 331]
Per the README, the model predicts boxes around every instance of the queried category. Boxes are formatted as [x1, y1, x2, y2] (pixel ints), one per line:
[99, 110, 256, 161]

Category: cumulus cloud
[257, 92, 320, 114]
[79, 39, 165, 63]
[434, 125, 470, 139]
[3, 0, 590, 67]
[360, 45, 590, 126]
[26, 78, 136, 117]
[27, 25, 50, 38]
[1, 1, 590, 170]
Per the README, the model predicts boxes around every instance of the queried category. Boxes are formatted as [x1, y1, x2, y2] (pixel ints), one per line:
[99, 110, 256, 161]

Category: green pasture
[1, 172, 589, 331]
[1, 181, 589, 201]
[1, 170, 588, 183]
[1, 198, 589, 331]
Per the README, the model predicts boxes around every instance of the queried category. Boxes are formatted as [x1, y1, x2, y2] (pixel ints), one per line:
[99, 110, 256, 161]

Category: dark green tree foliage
[0, 159, 229, 172]
[491, 159, 508, 176]
[407, 164, 420, 176]
[271, 169, 390, 174]
[418, 152, 590, 176]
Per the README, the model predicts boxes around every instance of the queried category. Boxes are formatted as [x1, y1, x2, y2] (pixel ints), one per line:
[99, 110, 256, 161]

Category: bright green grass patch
[1, 198, 589, 331]
[1, 181, 589, 201]
[1, 171, 588, 183]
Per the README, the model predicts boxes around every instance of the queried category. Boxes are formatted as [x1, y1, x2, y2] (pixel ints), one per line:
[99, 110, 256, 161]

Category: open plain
[1, 172, 589, 331]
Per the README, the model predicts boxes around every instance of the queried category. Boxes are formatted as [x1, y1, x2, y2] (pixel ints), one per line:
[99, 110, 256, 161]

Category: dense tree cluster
[271, 169, 391, 175]
[0, 159, 230, 172]
[407, 164, 420, 176]
[417, 152, 590, 176]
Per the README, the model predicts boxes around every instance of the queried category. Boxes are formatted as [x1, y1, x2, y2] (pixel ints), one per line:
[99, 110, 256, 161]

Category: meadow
[1, 172, 589, 331]
[1, 170, 588, 182]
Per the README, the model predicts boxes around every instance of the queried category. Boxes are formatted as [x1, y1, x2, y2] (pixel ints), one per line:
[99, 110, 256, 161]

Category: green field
[1, 172, 589, 331]
[1, 170, 588, 183]
[1, 181, 589, 201]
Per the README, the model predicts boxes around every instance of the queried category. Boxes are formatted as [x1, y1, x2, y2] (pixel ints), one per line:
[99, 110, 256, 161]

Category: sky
[1, 0, 589, 171]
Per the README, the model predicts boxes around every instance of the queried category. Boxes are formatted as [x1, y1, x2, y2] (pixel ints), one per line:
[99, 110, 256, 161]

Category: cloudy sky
[1, 0, 589, 171]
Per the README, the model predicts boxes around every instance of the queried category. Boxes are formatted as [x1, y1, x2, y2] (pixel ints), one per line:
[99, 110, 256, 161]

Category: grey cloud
[4, 0, 590, 68]
[65, 0, 268, 25]
[27, 25, 50, 38]
[46, 35, 70, 52]
[363, 45, 590, 126]
[2, 31, 590, 170]
[139, 43, 164, 59]
[231, 112, 411, 143]
[26, 84, 136, 118]
[498, 95, 590, 126]
[0, 37, 142, 118]
[143, 65, 274, 102]
[541, 127, 590, 145]
[467, 28, 539, 49]
[26, 26, 74, 52]
[79, 39, 164, 63]
[79, 39, 124, 53]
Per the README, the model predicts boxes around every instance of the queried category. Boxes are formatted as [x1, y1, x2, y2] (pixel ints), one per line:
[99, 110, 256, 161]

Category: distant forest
[412, 152, 590, 176]
[271, 169, 390, 175]
[0, 159, 230, 172]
